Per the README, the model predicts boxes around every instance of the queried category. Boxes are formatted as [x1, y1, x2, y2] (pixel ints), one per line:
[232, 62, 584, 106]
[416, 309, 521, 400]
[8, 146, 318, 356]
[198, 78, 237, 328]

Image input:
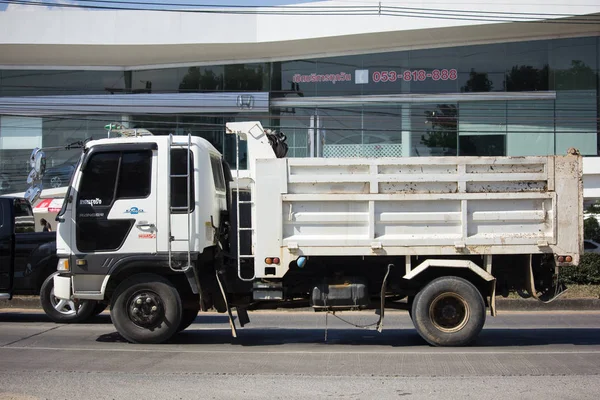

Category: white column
[401, 78, 411, 157]
[401, 105, 411, 157]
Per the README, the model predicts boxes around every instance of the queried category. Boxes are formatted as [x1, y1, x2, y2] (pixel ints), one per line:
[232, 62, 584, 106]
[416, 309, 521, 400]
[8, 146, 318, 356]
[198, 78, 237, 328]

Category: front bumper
[53, 274, 72, 300]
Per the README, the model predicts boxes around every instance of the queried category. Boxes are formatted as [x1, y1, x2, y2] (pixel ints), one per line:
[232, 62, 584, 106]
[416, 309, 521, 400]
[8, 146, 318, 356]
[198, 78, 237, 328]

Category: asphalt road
[0, 309, 599, 399]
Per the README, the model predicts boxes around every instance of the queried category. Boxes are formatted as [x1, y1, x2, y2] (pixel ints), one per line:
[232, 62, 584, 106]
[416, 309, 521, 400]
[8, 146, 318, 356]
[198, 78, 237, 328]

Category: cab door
[73, 144, 157, 277]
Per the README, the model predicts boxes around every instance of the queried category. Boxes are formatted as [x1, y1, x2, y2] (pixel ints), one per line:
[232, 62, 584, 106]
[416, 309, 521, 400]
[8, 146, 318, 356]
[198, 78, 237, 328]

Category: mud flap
[489, 279, 497, 317]
[215, 270, 238, 338]
[236, 307, 250, 327]
[376, 264, 392, 333]
[526, 255, 568, 303]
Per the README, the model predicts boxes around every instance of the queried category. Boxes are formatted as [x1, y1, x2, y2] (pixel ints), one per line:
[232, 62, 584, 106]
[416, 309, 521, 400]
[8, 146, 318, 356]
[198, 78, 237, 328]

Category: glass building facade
[0, 35, 598, 194]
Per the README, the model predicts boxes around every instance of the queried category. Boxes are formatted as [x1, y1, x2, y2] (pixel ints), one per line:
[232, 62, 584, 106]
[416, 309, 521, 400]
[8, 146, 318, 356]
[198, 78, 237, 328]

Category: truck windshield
[55, 152, 83, 221]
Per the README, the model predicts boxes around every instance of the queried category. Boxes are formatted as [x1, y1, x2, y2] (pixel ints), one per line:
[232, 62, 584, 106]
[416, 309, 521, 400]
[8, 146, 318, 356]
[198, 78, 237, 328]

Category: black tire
[177, 307, 200, 332]
[110, 273, 182, 344]
[92, 303, 109, 316]
[407, 295, 415, 320]
[40, 272, 97, 323]
[411, 276, 486, 347]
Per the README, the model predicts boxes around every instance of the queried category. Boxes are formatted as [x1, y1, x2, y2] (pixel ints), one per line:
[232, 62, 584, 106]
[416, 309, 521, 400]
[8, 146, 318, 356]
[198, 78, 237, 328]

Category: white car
[584, 239, 600, 254]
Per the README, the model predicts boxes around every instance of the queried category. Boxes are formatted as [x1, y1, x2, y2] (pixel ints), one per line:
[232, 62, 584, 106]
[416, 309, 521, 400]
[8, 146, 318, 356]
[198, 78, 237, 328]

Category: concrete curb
[1, 297, 42, 310]
[494, 298, 600, 311]
[2, 296, 600, 312]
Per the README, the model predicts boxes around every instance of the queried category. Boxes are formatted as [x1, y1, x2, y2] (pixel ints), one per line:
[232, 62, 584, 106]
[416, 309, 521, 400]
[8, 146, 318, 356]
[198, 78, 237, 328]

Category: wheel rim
[49, 287, 78, 315]
[429, 292, 470, 333]
[127, 290, 165, 329]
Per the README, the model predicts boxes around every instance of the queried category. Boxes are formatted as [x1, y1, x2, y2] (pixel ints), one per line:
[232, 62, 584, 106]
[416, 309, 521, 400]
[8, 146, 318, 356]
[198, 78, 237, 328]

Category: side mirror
[31, 148, 46, 176]
[24, 185, 42, 205]
[25, 148, 46, 204]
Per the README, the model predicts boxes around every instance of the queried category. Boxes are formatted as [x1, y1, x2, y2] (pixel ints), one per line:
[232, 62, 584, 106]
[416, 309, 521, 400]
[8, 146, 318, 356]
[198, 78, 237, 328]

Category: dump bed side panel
[253, 156, 582, 279]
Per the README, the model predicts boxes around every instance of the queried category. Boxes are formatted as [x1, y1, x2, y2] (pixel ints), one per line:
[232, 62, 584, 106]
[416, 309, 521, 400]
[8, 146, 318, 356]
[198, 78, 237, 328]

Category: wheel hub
[50, 287, 77, 315]
[127, 291, 164, 328]
[429, 292, 470, 333]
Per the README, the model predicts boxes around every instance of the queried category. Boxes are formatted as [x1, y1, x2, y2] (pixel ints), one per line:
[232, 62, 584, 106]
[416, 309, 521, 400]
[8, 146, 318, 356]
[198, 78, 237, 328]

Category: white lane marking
[1, 346, 600, 356]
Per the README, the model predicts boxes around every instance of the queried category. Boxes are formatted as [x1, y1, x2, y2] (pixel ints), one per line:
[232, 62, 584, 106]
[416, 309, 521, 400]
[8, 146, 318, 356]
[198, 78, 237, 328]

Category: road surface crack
[1, 326, 61, 347]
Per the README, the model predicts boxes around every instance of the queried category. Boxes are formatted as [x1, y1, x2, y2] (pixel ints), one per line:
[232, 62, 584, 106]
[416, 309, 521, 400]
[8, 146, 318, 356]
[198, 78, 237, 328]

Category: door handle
[136, 222, 156, 229]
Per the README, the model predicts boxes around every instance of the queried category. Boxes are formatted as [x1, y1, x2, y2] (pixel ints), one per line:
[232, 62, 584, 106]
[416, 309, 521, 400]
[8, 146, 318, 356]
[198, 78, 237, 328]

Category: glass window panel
[131, 67, 183, 94]
[278, 60, 317, 98]
[42, 115, 120, 149]
[170, 149, 195, 213]
[315, 55, 362, 97]
[506, 100, 554, 156]
[408, 47, 460, 94]
[180, 115, 226, 152]
[116, 151, 152, 199]
[210, 156, 226, 192]
[459, 102, 507, 136]
[550, 37, 597, 91]
[0, 116, 42, 150]
[177, 66, 224, 93]
[505, 40, 550, 92]
[269, 108, 313, 158]
[319, 107, 364, 158]
[360, 51, 409, 95]
[414, 104, 458, 156]
[79, 152, 120, 206]
[555, 90, 597, 156]
[0, 70, 126, 96]
[459, 135, 505, 156]
[457, 43, 507, 93]
[130, 115, 178, 136]
[224, 63, 268, 91]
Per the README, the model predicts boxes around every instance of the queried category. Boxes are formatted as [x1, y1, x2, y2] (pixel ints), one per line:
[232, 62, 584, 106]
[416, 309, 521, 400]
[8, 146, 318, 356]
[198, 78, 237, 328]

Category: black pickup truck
[0, 196, 105, 322]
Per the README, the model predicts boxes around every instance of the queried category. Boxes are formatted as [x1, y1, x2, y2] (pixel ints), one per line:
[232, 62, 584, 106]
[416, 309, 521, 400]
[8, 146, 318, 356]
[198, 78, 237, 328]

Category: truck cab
[53, 134, 227, 305]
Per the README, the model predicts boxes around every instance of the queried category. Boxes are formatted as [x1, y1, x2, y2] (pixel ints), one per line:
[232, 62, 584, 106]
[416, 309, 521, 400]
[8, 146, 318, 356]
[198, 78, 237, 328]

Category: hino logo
[79, 198, 102, 206]
[237, 94, 254, 110]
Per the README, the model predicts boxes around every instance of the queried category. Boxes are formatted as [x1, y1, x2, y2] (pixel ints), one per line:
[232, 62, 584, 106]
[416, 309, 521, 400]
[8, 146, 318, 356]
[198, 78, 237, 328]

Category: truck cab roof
[85, 135, 222, 157]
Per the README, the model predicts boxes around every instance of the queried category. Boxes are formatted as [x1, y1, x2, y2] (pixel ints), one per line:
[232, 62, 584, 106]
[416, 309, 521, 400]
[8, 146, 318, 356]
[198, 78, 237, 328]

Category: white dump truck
[52, 121, 583, 346]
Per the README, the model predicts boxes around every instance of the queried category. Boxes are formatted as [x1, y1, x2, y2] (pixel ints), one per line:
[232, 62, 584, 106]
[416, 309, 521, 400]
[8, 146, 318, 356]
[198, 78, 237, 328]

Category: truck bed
[251, 155, 582, 278]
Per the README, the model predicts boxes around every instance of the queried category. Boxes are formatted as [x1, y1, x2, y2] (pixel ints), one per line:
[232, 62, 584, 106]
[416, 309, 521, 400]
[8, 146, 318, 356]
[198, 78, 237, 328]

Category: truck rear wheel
[40, 272, 97, 323]
[177, 306, 200, 332]
[411, 276, 485, 347]
[111, 274, 182, 344]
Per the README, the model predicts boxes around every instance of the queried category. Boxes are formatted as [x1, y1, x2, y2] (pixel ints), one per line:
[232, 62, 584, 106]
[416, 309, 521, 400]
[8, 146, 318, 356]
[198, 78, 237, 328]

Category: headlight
[57, 258, 70, 272]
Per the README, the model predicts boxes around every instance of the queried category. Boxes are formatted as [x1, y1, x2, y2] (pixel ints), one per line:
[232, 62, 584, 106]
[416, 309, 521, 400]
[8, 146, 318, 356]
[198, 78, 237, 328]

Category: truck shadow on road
[0, 312, 231, 325]
[0, 311, 113, 324]
[96, 326, 600, 347]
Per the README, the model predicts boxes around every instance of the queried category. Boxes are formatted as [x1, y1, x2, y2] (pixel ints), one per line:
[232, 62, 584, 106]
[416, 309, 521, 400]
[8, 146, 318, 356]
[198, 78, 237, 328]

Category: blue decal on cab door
[125, 207, 145, 215]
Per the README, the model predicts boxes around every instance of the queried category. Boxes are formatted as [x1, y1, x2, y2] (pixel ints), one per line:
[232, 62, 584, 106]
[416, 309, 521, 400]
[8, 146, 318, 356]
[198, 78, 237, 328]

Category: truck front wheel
[40, 272, 97, 323]
[411, 276, 486, 347]
[111, 273, 183, 344]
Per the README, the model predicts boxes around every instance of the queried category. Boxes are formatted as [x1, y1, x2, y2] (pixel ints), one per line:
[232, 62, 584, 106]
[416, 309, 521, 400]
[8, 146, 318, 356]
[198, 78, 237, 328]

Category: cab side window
[210, 156, 226, 192]
[79, 152, 120, 207]
[170, 149, 195, 213]
[117, 151, 152, 199]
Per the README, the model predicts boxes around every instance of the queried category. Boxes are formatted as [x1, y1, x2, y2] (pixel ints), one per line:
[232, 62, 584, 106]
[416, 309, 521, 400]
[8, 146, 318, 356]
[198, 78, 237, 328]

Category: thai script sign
[293, 72, 352, 84]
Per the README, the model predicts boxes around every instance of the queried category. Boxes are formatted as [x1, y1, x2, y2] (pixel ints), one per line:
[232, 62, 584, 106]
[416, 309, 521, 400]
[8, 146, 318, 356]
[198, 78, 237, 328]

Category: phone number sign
[290, 69, 458, 85]
[354, 69, 457, 84]
[374, 69, 457, 82]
